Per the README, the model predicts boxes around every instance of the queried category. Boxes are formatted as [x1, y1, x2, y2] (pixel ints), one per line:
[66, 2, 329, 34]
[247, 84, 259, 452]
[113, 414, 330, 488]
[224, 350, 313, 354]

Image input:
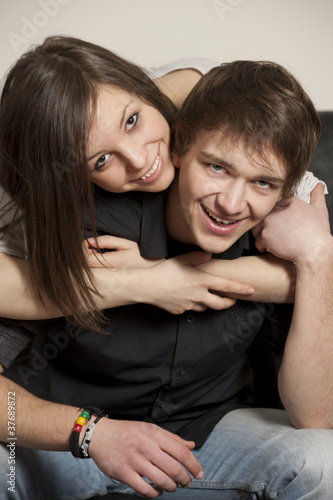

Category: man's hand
[255, 184, 331, 265]
[89, 419, 203, 498]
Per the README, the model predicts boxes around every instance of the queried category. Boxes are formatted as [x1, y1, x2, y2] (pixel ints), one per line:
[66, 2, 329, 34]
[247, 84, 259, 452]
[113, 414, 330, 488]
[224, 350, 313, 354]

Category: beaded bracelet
[80, 414, 104, 458]
[69, 406, 107, 459]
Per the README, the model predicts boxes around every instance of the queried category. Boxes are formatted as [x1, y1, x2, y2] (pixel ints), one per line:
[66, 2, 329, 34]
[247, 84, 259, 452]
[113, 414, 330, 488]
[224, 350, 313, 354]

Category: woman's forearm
[0, 251, 295, 323]
[198, 254, 296, 303]
[0, 252, 158, 320]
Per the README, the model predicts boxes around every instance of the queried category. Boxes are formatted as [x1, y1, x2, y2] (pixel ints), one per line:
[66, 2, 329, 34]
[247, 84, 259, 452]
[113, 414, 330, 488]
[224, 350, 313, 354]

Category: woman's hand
[84, 236, 255, 313]
[84, 235, 164, 268]
[139, 252, 254, 313]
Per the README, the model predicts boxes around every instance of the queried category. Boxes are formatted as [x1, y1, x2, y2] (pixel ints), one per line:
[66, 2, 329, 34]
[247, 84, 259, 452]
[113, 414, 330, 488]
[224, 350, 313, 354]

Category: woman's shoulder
[148, 58, 219, 109]
[146, 58, 219, 79]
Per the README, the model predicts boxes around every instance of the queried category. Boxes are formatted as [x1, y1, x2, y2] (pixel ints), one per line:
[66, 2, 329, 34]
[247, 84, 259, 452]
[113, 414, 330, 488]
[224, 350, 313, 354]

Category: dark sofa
[310, 112, 333, 215]
[89, 111, 333, 499]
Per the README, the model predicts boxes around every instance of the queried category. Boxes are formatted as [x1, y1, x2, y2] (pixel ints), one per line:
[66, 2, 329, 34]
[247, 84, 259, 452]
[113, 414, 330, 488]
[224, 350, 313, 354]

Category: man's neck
[165, 171, 196, 245]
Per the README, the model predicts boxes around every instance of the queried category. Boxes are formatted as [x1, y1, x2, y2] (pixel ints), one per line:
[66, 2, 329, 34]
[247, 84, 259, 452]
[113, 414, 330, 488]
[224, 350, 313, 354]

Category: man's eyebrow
[199, 149, 286, 184]
[200, 150, 235, 169]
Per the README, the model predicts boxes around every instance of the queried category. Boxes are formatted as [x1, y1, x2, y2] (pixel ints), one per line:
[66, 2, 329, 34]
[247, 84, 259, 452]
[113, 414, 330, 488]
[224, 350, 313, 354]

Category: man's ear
[172, 155, 181, 168]
[275, 196, 292, 208]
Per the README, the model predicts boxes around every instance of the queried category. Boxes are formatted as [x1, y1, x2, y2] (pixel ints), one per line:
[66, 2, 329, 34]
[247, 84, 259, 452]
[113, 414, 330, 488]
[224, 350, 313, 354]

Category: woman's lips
[135, 150, 162, 184]
[139, 153, 161, 180]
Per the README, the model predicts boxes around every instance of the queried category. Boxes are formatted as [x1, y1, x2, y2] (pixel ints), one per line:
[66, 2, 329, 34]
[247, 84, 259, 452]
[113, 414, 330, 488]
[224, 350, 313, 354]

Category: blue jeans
[1, 408, 332, 499]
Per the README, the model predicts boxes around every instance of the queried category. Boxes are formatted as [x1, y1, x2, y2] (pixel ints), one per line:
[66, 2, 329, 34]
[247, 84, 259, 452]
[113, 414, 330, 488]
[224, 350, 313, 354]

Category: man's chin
[196, 237, 237, 255]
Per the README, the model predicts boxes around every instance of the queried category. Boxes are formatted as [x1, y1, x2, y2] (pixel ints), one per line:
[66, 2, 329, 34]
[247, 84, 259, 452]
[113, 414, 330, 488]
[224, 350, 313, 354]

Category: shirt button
[178, 367, 186, 376]
[186, 314, 195, 323]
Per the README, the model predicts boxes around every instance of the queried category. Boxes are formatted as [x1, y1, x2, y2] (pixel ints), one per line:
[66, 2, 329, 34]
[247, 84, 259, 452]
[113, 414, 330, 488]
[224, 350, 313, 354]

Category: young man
[1, 61, 333, 499]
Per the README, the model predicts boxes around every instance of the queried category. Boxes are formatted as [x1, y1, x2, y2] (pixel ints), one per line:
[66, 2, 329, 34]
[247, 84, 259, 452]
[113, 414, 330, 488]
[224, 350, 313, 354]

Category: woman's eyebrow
[119, 100, 133, 129]
[87, 100, 134, 162]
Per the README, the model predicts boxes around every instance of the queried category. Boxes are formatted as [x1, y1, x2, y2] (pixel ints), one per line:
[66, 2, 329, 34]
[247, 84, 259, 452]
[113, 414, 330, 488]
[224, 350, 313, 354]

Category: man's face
[175, 130, 286, 254]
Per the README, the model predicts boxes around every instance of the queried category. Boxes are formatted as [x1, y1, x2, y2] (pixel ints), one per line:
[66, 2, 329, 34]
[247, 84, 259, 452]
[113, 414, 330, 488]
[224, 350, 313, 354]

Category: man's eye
[256, 180, 270, 188]
[95, 153, 111, 170]
[126, 113, 138, 131]
[210, 164, 225, 173]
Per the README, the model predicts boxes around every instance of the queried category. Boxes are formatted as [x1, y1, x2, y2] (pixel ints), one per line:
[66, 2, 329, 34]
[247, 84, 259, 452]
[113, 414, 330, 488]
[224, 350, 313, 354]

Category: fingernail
[195, 470, 204, 479]
[247, 287, 255, 294]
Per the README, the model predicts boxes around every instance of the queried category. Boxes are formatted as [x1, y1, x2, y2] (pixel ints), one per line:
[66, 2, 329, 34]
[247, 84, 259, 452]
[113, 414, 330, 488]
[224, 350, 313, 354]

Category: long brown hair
[0, 36, 177, 329]
[172, 60, 321, 197]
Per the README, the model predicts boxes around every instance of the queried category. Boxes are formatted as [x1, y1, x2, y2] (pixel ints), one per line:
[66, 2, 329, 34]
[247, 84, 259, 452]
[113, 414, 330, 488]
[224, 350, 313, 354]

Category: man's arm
[0, 374, 203, 498]
[256, 185, 333, 428]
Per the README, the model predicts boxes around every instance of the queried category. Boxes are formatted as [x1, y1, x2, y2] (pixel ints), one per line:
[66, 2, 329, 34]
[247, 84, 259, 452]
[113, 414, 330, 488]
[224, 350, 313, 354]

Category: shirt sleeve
[294, 170, 328, 203]
[146, 58, 219, 79]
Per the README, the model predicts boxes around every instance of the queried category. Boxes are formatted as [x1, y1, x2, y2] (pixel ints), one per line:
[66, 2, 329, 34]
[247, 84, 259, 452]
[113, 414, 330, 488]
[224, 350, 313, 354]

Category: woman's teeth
[140, 155, 160, 180]
[205, 208, 236, 225]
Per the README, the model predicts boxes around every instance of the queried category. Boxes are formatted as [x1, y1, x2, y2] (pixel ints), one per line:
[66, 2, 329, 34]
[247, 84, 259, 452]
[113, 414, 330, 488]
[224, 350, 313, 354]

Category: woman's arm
[154, 68, 202, 109]
[86, 235, 296, 305]
[0, 250, 255, 320]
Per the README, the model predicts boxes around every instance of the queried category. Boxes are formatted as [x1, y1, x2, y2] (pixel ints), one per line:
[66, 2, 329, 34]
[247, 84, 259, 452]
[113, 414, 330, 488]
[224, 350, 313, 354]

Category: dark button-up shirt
[4, 189, 288, 448]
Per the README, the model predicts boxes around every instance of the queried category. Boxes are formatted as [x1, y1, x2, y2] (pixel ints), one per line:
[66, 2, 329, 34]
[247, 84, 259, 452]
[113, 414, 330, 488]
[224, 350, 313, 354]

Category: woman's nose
[120, 143, 147, 171]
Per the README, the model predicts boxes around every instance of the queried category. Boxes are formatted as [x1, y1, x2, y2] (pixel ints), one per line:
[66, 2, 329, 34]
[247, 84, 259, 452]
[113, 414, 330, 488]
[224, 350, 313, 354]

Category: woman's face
[87, 85, 175, 193]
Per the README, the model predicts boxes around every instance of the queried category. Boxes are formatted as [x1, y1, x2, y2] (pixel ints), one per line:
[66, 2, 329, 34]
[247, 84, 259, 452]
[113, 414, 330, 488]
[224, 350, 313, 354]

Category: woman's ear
[172, 155, 181, 168]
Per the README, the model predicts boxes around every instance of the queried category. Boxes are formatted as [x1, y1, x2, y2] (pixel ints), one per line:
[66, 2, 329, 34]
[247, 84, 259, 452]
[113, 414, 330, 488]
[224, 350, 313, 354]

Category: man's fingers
[127, 473, 163, 498]
[160, 434, 203, 482]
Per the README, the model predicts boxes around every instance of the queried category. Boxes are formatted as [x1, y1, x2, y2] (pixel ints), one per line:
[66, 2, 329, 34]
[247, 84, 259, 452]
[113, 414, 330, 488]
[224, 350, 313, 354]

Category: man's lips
[202, 205, 240, 225]
[201, 204, 246, 234]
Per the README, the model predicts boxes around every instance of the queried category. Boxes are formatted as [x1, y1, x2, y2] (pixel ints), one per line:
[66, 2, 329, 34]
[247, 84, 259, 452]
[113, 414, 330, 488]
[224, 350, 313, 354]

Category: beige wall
[0, 0, 332, 109]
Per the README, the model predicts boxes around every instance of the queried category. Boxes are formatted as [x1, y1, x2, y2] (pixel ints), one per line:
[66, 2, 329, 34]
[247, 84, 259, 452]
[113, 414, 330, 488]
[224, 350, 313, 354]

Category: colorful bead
[76, 416, 86, 426]
[73, 424, 82, 433]
[81, 410, 90, 419]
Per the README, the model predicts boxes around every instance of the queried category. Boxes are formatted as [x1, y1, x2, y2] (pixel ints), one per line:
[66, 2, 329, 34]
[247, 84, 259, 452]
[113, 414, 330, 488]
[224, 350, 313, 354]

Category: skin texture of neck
[165, 170, 196, 246]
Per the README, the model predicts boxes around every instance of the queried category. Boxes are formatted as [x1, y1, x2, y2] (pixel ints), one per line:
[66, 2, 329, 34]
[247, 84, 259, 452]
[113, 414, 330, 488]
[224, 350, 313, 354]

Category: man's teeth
[140, 155, 160, 180]
[205, 208, 236, 225]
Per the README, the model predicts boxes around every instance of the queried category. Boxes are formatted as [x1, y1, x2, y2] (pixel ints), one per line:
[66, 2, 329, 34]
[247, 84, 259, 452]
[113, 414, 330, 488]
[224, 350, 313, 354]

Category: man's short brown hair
[172, 61, 321, 196]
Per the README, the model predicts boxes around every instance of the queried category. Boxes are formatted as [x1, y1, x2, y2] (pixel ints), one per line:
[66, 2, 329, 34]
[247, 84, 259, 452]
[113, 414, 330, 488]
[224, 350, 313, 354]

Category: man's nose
[216, 181, 247, 214]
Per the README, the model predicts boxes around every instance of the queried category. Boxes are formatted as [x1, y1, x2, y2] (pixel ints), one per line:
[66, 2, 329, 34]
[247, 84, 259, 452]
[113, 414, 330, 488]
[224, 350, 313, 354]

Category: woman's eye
[126, 113, 138, 131]
[210, 164, 226, 173]
[95, 153, 111, 170]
